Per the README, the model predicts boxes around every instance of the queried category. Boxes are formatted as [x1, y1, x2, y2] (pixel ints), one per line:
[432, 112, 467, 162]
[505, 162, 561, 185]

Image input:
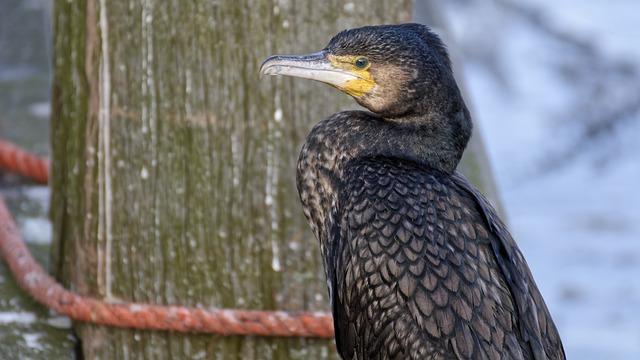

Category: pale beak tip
[259, 55, 280, 78]
[259, 66, 275, 78]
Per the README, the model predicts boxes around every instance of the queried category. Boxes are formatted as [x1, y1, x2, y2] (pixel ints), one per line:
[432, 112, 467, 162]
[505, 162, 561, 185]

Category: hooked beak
[259, 51, 360, 89]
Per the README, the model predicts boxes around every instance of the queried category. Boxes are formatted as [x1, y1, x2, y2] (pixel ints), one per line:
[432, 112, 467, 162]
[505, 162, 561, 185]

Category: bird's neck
[300, 109, 472, 179]
[373, 109, 472, 174]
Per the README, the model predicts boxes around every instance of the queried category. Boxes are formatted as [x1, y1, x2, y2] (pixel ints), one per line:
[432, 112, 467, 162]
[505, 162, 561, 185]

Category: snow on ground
[22, 333, 43, 352]
[444, 1, 640, 359]
[20, 218, 51, 245]
[5, 186, 52, 245]
[0, 312, 37, 325]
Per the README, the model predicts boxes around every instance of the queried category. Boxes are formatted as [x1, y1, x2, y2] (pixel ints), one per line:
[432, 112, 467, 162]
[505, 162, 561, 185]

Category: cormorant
[260, 24, 565, 360]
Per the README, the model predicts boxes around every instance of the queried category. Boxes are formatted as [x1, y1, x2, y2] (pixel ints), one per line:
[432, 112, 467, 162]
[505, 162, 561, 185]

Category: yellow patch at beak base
[328, 55, 376, 97]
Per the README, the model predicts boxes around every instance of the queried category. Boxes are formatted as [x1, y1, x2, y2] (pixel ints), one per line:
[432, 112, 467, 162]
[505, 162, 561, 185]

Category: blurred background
[0, 0, 638, 358]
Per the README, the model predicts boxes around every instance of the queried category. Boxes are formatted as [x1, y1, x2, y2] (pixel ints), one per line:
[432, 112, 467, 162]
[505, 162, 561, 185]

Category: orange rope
[0, 140, 49, 184]
[0, 140, 334, 337]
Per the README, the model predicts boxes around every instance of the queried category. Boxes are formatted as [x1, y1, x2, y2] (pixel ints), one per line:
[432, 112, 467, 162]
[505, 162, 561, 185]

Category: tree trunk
[49, 0, 411, 358]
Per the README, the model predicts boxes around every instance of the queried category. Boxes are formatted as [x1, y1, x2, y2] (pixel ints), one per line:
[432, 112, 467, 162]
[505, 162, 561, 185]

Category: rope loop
[0, 139, 334, 337]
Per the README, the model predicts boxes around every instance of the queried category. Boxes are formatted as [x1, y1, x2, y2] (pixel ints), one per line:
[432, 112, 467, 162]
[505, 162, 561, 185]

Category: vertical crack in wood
[98, 0, 113, 300]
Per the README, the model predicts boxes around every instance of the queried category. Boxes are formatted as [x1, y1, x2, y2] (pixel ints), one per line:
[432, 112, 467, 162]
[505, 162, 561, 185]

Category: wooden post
[49, 0, 411, 358]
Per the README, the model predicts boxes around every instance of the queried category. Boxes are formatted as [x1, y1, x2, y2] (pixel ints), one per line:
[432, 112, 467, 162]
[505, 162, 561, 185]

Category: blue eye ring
[354, 57, 369, 69]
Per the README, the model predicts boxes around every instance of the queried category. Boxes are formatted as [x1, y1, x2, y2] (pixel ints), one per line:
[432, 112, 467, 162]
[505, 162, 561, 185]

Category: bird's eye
[354, 57, 369, 69]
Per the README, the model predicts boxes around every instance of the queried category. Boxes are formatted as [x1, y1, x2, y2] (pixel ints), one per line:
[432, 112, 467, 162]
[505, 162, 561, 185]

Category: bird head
[260, 23, 462, 120]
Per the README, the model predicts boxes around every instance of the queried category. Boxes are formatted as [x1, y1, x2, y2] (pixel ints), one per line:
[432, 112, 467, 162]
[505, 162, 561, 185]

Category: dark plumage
[262, 24, 565, 360]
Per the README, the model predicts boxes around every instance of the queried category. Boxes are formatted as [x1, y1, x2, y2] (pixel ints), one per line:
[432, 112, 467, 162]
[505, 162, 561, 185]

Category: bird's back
[331, 156, 564, 360]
